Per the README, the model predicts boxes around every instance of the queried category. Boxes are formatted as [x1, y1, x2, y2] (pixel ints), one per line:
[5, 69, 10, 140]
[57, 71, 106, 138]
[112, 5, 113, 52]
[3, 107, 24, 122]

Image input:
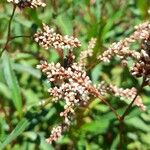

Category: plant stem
[10, 35, 32, 40]
[98, 95, 120, 120]
[118, 76, 146, 149]
[120, 77, 146, 120]
[118, 119, 123, 150]
[0, 4, 16, 57]
[85, 84, 120, 121]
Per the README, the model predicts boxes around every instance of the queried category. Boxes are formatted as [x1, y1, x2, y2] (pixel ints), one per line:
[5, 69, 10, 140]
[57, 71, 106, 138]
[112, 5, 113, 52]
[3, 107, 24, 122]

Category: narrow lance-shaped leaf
[0, 118, 29, 150]
[13, 63, 41, 79]
[2, 52, 23, 117]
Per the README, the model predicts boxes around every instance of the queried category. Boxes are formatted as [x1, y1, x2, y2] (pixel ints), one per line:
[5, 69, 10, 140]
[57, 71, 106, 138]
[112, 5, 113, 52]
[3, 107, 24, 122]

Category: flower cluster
[79, 38, 96, 66]
[37, 58, 99, 143]
[36, 22, 148, 144]
[45, 124, 67, 144]
[131, 37, 150, 85]
[98, 22, 150, 63]
[7, 0, 46, 9]
[34, 24, 81, 50]
[98, 42, 141, 63]
[97, 81, 146, 110]
[37, 57, 146, 143]
[37, 60, 94, 112]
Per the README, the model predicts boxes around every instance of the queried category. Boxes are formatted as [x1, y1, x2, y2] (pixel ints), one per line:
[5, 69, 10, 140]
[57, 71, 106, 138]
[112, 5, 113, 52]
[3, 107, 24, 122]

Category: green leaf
[13, 63, 41, 79]
[79, 117, 109, 134]
[125, 117, 150, 132]
[110, 134, 119, 150]
[2, 52, 23, 117]
[0, 118, 29, 150]
[0, 82, 11, 99]
[54, 14, 73, 35]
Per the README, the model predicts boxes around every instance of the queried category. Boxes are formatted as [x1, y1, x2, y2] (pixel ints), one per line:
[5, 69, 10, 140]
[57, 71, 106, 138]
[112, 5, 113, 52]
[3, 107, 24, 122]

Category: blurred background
[0, 0, 150, 149]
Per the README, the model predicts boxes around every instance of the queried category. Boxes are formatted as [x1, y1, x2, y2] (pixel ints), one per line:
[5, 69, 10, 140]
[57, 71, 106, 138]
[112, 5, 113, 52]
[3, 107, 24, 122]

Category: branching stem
[0, 4, 17, 57]
[98, 95, 120, 120]
[118, 76, 146, 149]
[10, 35, 32, 40]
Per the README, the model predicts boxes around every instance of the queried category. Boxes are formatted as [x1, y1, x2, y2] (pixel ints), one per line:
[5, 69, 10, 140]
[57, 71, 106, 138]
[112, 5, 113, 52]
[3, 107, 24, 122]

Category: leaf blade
[2, 52, 23, 117]
[0, 118, 29, 150]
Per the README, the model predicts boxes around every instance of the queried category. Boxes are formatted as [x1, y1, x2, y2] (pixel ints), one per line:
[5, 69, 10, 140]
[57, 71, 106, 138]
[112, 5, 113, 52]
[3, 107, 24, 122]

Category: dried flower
[7, 0, 46, 9]
[97, 81, 146, 110]
[34, 24, 81, 50]
[79, 38, 96, 66]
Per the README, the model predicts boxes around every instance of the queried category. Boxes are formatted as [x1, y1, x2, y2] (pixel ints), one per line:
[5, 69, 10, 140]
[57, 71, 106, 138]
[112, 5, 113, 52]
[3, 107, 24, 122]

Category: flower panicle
[34, 24, 81, 50]
[7, 0, 46, 9]
[97, 81, 146, 110]
[37, 60, 97, 143]
[131, 36, 150, 84]
[46, 124, 68, 144]
[37, 22, 149, 144]
[79, 38, 97, 66]
[97, 22, 150, 63]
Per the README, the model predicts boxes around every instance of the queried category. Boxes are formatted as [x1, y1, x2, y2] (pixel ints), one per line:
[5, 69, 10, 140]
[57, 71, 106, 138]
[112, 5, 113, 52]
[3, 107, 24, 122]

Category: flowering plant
[0, 1, 150, 149]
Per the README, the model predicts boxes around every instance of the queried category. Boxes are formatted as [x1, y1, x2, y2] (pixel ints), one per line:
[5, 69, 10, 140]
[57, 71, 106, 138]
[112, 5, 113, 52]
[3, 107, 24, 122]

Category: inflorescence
[131, 36, 150, 85]
[35, 22, 149, 144]
[98, 21, 150, 84]
[7, 0, 46, 9]
[97, 81, 146, 110]
[97, 22, 150, 63]
[79, 38, 97, 67]
[2, 0, 150, 147]
[37, 57, 100, 143]
[34, 24, 81, 50]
